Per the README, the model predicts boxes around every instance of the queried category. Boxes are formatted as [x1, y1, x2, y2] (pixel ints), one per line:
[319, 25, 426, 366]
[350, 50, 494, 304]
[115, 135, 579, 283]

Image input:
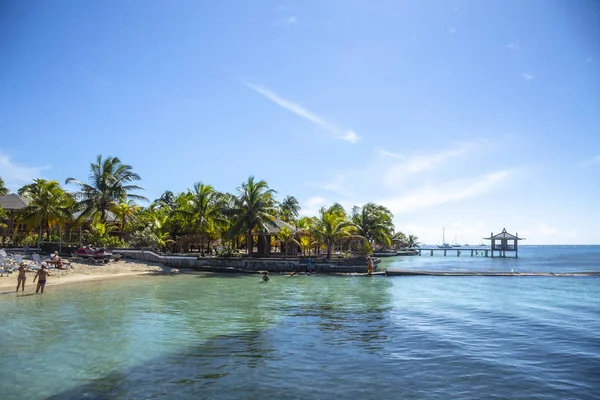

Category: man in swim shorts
[33, 265, 51, 294]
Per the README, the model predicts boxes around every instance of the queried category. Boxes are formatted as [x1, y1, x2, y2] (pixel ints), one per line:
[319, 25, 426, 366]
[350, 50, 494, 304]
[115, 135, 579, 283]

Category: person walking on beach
[33, 265, 51, 294]
[16, 263, 27, 292]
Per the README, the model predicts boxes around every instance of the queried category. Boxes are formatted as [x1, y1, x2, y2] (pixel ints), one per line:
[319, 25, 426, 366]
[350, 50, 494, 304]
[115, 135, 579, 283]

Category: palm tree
[112, 200, 140, 239]
[312, 207, 355, 259]
[351, 203, 394, 248]
[18, 179, 72, 245]
[276, 225, 295, 259]
[229, 176, 278, 255]
[0, 177, 8, 196]
[407, 234, 420, 248]
[66, 155, 147, 223]
[154, 190, 176, 211]
[178, 182, 225, 257]
[280, 195, 300, 223]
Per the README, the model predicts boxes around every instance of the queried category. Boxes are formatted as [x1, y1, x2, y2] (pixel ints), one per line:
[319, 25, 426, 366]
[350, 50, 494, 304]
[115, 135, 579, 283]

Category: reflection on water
[1, 272, 599, 400]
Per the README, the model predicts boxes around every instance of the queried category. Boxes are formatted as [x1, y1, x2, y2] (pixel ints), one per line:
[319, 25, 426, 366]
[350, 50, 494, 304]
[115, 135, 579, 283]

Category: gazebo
[0, 193, 29, 243]
[484, 228, 524, 258]
[251, 218, 297, 256]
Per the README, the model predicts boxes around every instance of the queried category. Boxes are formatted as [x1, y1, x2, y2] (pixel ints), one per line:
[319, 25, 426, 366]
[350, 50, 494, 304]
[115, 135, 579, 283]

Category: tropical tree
[112, 200, 140, 239]
[66, 155, 147, 223]
[153, 190, 176, 211]
[279, 195, 300, 223]
[351, 203, 394, 248]
[177, 182, 225, 256]
[276, 225, 295, 258]
[407, 234, 420, 248]
[229, 176, 278, 255]
[18, 179, 72, 245]
[0, 177, 8, 196]
[312, 206, 355, 259]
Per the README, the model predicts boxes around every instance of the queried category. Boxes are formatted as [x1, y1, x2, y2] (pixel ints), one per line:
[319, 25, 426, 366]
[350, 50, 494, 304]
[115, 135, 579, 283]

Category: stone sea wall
[113, 249, 376, 273]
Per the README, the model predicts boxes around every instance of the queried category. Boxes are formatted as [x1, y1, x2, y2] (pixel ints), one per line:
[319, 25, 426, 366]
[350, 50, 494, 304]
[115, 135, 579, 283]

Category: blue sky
[1, 0, 598, 244]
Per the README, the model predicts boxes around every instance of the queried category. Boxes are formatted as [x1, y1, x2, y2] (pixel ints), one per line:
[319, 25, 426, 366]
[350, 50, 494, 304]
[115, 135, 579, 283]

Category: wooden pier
[385, 270, 600, 277]
[418, 248, 508, 258]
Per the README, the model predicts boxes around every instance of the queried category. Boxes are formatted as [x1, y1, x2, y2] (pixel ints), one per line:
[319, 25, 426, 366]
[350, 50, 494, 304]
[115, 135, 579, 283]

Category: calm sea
[0, 245, 598, 400]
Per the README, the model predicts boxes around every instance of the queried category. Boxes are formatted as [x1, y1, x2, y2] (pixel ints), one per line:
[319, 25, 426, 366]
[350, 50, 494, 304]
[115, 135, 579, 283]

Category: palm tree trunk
[246, 232, 252, 255]
[200, 231, 205, 257]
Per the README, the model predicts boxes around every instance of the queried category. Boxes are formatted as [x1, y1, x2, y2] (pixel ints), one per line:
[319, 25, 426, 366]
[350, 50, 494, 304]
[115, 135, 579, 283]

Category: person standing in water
[33, 265, 51, 294]
[367, 256, 374, 275]
[262, 271, 270, 282]
[16, 263, 27, 292]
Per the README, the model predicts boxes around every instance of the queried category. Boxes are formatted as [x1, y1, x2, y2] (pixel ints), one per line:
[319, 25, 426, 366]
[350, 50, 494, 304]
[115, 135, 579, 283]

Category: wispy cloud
[300, 196, 329, 217]
[380, 150, 404, 159]
[0, 152, 49, 191]
[581, 155, 600, 166]
[277, 16, 298, 26]
[520, 73, 533, 80]
[382, 141, 481, 186]
[503, 41, 520, 51]
[379, 170, 513, 214]
[308, 174, 353, 196]
[242, 81, 361, 144]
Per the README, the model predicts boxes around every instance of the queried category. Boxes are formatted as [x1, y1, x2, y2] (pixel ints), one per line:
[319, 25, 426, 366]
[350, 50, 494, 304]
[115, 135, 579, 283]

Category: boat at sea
[438, 227, 452, 249]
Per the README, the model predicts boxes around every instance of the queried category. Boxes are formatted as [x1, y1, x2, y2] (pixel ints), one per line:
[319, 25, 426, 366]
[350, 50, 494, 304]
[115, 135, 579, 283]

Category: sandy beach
[0, 258, 169, 293]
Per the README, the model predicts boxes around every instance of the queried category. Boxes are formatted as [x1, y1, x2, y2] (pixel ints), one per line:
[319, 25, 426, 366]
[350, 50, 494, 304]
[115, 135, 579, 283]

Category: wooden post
[457, 250, 460, 257]
[444, 250, 447, 256]
[430, 250, 433, 256]
[471, 250, 474, 257]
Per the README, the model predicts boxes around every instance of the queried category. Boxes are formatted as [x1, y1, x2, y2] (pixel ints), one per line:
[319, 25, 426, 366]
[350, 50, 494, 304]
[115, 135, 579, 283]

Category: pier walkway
[385, 270, 600, 277]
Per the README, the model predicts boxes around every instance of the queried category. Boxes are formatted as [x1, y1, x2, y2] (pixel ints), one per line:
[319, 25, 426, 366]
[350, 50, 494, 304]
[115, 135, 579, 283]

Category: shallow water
[1, 246, 599, 399]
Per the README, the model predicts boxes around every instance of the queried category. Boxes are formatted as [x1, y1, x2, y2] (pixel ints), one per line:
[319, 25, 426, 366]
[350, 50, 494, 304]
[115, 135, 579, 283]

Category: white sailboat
[438, 227, 452, 249]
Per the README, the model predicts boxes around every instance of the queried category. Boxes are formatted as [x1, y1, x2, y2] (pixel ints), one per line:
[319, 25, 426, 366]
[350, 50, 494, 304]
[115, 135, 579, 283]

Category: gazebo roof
[253, 218, 296, 235]
[72, 210, 118, 223]
[0, 194, 29, 211]
[484, 228, 524, 240]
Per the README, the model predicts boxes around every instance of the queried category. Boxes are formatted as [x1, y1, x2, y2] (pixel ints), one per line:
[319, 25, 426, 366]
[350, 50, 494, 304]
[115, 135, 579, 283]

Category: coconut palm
[112, 200, 140, 239]
[276, 225, 296, 258]
[312, 207, 355, 259]
[178, 182, 226, 256]
[280, 195, 300, 223]
[0, 177, 8, 196]
[407, 234, 420, 248]
[66, 155, 147, 223]
[351, 203, 394, 248]
[18, 179, 72, 245]
[229, 176, 278, 255]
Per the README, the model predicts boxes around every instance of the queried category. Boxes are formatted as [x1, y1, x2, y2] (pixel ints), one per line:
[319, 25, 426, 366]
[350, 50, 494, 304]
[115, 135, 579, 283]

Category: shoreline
[0, 258, 168, 296]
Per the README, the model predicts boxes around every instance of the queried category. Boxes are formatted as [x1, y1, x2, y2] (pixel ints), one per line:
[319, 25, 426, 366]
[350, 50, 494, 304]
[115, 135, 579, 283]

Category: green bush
[128, 227, 162, 251]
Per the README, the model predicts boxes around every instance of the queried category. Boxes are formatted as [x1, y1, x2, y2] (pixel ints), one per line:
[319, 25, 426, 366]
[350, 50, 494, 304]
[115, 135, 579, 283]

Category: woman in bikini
[16, 263, 27, 292]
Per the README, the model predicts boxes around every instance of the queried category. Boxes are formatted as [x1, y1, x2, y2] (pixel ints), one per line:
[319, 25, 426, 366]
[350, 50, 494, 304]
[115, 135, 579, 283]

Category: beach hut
[484, 228, 524, 258]
[0, 194, 29, 243]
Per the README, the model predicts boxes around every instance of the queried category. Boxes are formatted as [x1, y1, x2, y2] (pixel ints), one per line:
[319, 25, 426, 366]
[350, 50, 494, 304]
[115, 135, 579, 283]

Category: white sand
[0, 258, 169, 292]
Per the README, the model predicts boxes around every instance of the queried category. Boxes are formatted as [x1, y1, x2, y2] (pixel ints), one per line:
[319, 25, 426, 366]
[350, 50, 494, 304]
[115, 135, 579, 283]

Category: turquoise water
[1, 246, 599, 399]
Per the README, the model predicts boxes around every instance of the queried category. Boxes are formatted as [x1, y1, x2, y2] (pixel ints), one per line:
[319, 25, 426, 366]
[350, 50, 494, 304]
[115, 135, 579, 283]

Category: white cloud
[382, 141, 480, 186]
[520, 73, 533, 80]
[0, 152, 49, 191]
[308, 174, 353, 196]
[581, 155, 600, 166]
[277, 16, 298, 25]
[379, 170, 513, 214]
[243, 81, 361, 144]
[300, 196, 329, 217]
[380, 150, 404, 159]
[503, 41, 520, 51]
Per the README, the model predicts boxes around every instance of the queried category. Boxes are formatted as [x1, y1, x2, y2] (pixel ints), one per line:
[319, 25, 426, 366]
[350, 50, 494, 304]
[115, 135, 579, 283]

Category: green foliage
[128, 227, 162, 250]
[22, 233, 39, 247]
[88, 222, 119, 247]
[66, 155, 148, 223]
[215, 246, 241, 257]
[0, 177, 8, 196]
[351, 203, 394, 248]
[0, 206, 7, 229]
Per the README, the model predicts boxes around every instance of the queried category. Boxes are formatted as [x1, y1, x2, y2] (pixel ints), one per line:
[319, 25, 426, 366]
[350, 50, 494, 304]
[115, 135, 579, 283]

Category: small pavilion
[0, 194, 29, 243]
[484, 228, 524, 258]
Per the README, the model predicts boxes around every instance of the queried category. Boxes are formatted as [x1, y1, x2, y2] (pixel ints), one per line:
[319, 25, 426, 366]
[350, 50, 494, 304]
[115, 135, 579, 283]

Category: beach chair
[31, 254, 48, 269]
[0, 255, 12, 276]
